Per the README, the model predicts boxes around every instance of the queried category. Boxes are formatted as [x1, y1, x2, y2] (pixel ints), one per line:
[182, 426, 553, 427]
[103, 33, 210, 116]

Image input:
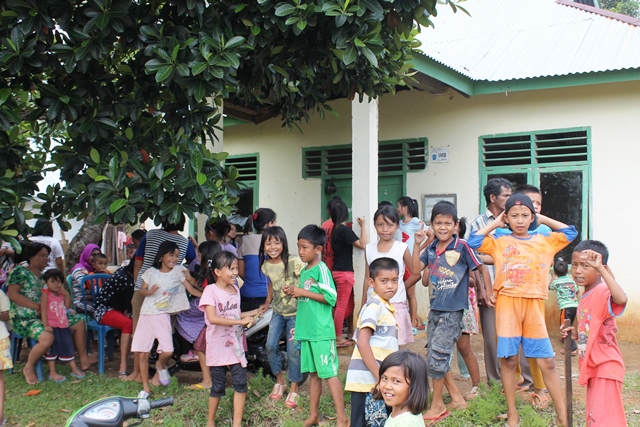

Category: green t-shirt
[261, 256, 305, 317]
[384, 412, 425, 427]
[549, 275, 579, 309]
[293, 261, 337, 341]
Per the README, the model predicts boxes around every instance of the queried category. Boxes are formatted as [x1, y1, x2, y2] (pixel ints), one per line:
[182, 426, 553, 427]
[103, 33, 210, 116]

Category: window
[479, 127, 591, 260]
[226, 154, 259, 217]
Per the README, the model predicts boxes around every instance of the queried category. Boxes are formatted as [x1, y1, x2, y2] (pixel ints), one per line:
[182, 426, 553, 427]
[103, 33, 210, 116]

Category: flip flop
[71, 372, 86, 379]
[49, 375, 67, 383]
[531, 392, 550, 409]
[423, 410, 451, 426]
[118, 371, 128, 379]
[158, 368, 171, 386]
[336, 340, 354, 348]
[186, 383, 210, 390]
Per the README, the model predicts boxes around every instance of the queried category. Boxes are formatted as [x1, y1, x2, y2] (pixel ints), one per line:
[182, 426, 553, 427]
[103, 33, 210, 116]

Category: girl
[237, 208, 276, 312]
[397, 197, 424, 331]
[71, 244, 101, 314]
[329, 199, 367, 347]
[258, 226, 305, 408]
[131, 241, 198, 398]
[361, 205, 417, 345]
[199, 252, 262, 427]
[41, 269, 85, 382]
[374, 350, 429, 427]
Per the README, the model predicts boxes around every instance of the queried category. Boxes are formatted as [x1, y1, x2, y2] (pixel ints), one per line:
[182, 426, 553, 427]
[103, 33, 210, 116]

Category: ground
[6, 330, 640, 426]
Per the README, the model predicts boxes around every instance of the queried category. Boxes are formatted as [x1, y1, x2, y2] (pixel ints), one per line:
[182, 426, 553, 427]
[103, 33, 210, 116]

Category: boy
[566, 241, 627, 427]
[284, 225, 348, 427]
[468, 194, 577, 427]
[550, 258, 579, 355]
[413, 201, 487, 424]
[346, 257, 400, 427]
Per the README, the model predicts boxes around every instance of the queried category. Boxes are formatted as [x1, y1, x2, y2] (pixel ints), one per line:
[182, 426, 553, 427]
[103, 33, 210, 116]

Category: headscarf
[72, 243, 101, 273]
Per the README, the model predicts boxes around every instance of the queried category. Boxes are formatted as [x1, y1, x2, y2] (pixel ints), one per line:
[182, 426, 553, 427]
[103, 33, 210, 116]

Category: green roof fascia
[473, 68, 640, 95]
[411, 52, 474, 96]
[223, 116, 251, 127]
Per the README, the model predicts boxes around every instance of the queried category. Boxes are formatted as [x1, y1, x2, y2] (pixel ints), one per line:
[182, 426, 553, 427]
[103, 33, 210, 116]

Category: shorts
[392, 302, 414, 345]
[586, 377, 626, 427]
[12, 313, 83, 341]
[0, 337, 12, 370]
[210, 363, 248, 397]
[426, 309, 463, 379]
[131, 313, 173, 354]
[300, 340, 338, 379]
[100, 310, 133, 334]
[495, 295, 553, 359]
[46, 327, 75, 362]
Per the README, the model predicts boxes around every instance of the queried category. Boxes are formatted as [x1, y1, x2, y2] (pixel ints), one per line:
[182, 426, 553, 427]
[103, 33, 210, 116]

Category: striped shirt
[134, 230, 194, 291]
[345, 293, 398, 393]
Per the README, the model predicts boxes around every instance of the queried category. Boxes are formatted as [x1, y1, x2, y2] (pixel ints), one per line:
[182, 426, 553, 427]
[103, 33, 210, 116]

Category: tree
[0, 0, 458, 249]
[601, 0, 640, 17]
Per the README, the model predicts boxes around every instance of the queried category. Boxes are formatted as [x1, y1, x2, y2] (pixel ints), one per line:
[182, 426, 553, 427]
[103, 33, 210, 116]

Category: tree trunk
[65, 214, 105, 272]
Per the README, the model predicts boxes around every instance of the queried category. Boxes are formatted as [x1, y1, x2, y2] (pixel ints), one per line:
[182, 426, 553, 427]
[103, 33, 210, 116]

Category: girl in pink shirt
[199, 252, 262, 427]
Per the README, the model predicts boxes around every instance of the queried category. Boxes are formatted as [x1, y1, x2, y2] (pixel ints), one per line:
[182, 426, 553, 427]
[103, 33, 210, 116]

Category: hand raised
[580, 250, 603, 269]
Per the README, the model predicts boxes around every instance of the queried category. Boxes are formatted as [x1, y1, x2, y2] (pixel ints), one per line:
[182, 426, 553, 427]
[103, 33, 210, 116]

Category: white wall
[225, 80, 640, 341]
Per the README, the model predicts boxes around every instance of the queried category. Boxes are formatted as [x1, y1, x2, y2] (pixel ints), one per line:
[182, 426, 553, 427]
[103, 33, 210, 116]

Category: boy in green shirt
[549, 258, 579, 355]
[284, 224, 348, 427]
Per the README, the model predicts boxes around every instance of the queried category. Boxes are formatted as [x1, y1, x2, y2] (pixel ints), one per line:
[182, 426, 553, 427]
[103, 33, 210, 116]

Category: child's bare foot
[303, 415, 322, 427]
[48, 372, 66, 382]
[423, 405, 448, 420]
[150, 376, 161, 387]
[23, 366, 38, 385]
[336, 416, 350, 427]
[122, 372, 141, 382]
[446, 398, 468, 411]
[80, 353, 98, 370]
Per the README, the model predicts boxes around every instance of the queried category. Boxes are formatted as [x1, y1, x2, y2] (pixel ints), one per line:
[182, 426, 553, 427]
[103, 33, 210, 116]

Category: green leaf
[343, 45, 357, 65]
[86, 167, 98, 179]
[361, 46, 378, 68]
[90, 148, 100, 164]
[109, 198, 127, 213]
[192, 61, 207, 76]
[155, 65, 173, 82]
[196, 172, 206, 185]
[125, 187, 130, 199]
[191, 150, 203, 172]
[95, 175, 109, 182]
[155, 161, 164, 180]
[224, 36, 245, 50]
[275, 3, 297, 16]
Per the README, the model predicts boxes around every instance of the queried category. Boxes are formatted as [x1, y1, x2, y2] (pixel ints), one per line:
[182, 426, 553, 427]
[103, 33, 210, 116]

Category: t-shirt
[0, 289, 10, 340]
[321, 219, 335, 271]
[399, 217, 423, 255]
[261, 256, 305, 316]
[345, 293, 398, 392]
[294, 262, 337, 341]
[549, 275, 579, 309]
[384, 411, 425, 427]
[577, 281, 626, 386]
[467, 226, 577, 299]
[43, 289, 68, 328]
[236, 234, 268, 299]
[332, 224, 359, 272]
[134, 230, 196, 290]
[28, 236, 64, 272]
[140, 266, 190, 315]
[365, 241, 408, 304]
[420, 235, 481, 311]
[199, 283, 247, 367]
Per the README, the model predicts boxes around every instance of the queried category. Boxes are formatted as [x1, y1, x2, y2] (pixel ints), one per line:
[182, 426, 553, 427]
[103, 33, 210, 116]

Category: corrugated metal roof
[415, 0, 640, 81]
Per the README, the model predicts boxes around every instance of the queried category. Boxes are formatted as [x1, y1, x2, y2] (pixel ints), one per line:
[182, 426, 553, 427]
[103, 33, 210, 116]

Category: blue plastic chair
[78, 274, 115, 375]
[9, 331, 44, 382]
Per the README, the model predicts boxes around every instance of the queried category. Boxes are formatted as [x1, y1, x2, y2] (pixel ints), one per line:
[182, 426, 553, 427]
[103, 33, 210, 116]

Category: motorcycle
[65, 396, 174, 427]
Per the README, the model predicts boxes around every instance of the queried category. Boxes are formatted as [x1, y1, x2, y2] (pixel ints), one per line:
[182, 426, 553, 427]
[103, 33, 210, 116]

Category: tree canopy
[0, 0, 457, 250]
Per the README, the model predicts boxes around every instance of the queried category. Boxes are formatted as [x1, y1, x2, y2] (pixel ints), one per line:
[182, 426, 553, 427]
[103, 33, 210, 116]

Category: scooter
[65, 396, 174, 427]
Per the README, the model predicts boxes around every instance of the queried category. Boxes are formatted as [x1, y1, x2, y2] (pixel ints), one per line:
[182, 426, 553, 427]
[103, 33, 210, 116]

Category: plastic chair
[78, 274, 115, 375]
[9, 331, 44, 382]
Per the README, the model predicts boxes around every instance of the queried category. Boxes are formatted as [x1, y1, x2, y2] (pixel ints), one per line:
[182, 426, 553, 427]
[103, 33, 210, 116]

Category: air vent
[226, 155, 258, 181]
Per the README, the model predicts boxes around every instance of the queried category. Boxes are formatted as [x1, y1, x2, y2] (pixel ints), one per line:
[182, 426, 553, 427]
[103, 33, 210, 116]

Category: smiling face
[379, 366, 411, 411]
[160, 249, 179, 270]
[264, 236, 284, 261]
[571, 251, 601, 290]
[215, 259, 239, 286]
[431, 214, 456, 243]
[505, 205, 535, 237]
[370, 269, 399, 302]
[374, 215, 399, 241]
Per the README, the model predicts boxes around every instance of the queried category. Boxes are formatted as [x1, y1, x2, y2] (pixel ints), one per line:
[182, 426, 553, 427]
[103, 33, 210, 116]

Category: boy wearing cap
[468, 194, 577, 427]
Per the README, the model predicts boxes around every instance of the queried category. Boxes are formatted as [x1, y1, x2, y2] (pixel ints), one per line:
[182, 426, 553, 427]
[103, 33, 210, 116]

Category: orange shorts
[495, 295, 553, 358]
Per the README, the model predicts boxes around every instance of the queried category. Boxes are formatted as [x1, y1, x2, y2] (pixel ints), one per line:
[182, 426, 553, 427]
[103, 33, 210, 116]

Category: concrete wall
[224, 80, 640, 342]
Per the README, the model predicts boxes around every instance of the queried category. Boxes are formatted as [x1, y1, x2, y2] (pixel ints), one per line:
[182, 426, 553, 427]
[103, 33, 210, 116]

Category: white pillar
[351, 97, 378, 314]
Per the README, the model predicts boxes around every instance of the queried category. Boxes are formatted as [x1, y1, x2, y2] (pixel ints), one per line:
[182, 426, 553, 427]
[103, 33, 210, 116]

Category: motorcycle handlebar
[149, 397, 174, 409]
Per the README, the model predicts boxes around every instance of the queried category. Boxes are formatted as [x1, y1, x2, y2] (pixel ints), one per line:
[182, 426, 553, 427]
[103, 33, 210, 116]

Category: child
[565, 241, 627, 427]
[91, 253, 111, 275]
[468, 193, 577, 427]
[396, 197, 424, 330]
[284, 224, 349, 427]
[413, 201, 486, 423]
[373, 350, 429, 427]
[131, 241, 196, 398]
[549, 257, 579, 355]
[41, 269, 85, 382]
[361, 205, 418, 346]
[346, 257, 400, 427]
[258, 226, 305, 408]
[0, 288, 11, 425]
[199, 251, 261, 427]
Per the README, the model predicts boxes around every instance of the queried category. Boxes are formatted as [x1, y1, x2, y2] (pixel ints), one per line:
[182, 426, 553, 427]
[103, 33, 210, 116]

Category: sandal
[269, 383, 286, 400]
[285, 391, 299, 408]
[531, 392, 550, 409]
[465, 385, 479, 400]
[70, 372, 86, 380]
[118, 371, 128, 379]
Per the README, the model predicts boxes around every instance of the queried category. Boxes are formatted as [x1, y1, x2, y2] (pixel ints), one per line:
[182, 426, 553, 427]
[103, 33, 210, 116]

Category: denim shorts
[210, 363, 247, 397]
[426, 309, 464, 379]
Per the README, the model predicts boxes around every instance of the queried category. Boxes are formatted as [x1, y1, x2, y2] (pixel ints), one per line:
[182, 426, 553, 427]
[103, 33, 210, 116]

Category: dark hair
[33, 219, 54, 237]
[211, 251, 237, 272]
[458, 217, 467, 239]
[123, 254, 136, 276]
[373, 205, 399, 225]
[515, 184, 541, 196]
[152, 241, 179, 269]
[378, 201, 393, 208]
[327, 196, 343, 211]
[374, 350, 429, 415]
[21, 241, 51, 265]
[369, 257, 399, 279]
[207, 219, 231, 241]
[91, 253, 107, 263]
[397, 196, 419, 218]
[43, 268, 64, 283]
[574, 240, 609, 265]
[430, 201, 458, 224]
[554, 258, 568, 276]
[330, 199, 349, 245]
[259, 226, 290, 274]
[251, 208, 277, 233]
[483, 178, 513, 206]
[197, 241, 222, 286]
[162, 215, 186, 232]
[297, 224, 326, 248]
[131, 229, 146, 242]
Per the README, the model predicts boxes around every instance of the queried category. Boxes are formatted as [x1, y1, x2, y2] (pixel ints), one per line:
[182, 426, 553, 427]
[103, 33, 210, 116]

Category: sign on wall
[431, 146, 449, 163]
[422, 194, 457, 225]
